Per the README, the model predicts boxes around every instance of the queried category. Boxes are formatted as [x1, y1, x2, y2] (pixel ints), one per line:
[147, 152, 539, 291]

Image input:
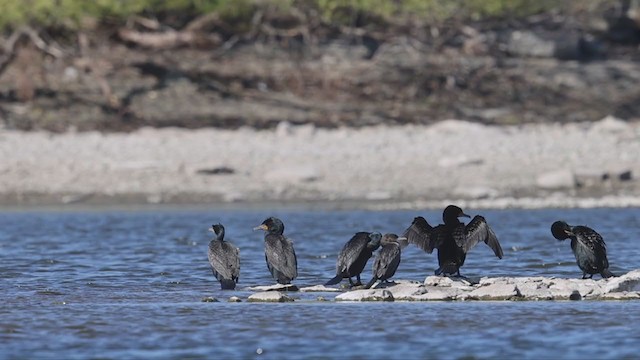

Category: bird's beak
[564, 230, 572, 235]
[461, 212, 471, 218]
[396, 237, 408, 242]
[208, 227, 215, 233]
[253, 224, 268, 231]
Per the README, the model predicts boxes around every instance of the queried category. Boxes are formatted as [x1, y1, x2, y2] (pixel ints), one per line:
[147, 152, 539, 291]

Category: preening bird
[551, 220, 615, 279]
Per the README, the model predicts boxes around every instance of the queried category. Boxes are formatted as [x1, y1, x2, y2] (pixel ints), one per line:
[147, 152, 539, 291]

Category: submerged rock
[247, 291, 294, 303]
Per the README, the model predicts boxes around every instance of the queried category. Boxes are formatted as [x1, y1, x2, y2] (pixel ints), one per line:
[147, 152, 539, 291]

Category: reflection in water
[1, 207, 639, 358]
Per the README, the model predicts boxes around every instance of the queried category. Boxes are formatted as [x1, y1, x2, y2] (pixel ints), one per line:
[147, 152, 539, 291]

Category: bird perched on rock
[325, 232, 382, 287]
[364, 233, 404, 289]
[402, 205, 503, 277]
[551, 221, 615, 279]
[254, 217, 298, 285]
[207, 223, 240, 290]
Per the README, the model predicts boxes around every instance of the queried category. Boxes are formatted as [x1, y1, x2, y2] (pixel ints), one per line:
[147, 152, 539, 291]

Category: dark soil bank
[1, 5, 640, 132]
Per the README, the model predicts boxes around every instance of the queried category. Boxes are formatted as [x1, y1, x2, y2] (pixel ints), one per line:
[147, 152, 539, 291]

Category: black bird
[402, 205, 503, 277]
[207, 223, 240, 290]
[364, 233, 404, 289]
[254, 217, 298, 285]
[325, 232, 382, 287]
[551, 221, 615, 279]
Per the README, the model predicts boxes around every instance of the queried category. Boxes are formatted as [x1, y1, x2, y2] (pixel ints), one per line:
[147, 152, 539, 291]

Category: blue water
[1, 206, 640, 359]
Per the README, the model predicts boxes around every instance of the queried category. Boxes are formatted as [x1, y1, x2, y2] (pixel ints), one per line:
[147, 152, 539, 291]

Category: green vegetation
[0, 0, 617, 30]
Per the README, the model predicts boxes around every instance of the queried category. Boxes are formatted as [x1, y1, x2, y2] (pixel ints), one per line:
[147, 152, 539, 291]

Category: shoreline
[2, 118, 639, 210]
[2, 194, 640, 212]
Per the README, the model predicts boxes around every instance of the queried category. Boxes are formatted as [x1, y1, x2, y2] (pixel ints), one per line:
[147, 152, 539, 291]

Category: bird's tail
[437, 263, 459, 276]
[325, 274, 343, 286]
[220, 279, 237, 290]
[601, 269, 617, 278]
[363, 277, 378, 289]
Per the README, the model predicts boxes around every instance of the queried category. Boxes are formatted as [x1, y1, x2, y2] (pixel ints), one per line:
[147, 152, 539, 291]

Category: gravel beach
[2, 116, 639, 209]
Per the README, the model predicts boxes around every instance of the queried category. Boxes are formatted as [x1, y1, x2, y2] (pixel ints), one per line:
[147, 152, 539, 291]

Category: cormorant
[253, 217, 298, 284]
[551, 221, 615, 279]
[325, 232, 382, 287]
[364, 233, 404, 289]
[207, 223, 240, 290]
[402, 205, 503, 277]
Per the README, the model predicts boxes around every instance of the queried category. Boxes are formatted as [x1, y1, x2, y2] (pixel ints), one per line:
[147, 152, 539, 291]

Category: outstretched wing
[463, 216, 503, 258]
[337, 232, 370, 273]
[402, 217, 438, 253]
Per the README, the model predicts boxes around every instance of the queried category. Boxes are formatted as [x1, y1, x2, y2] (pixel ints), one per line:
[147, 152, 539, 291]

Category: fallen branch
[118, 27, 222, 49]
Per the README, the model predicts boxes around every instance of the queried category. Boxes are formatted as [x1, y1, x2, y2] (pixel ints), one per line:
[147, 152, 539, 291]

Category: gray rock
[247, 291, 294, 303]
[424, 276, 455, 287]
[468, 283, 521, 300]
[201, 296, 219, 302]
[249, 284, 299, 292]
[299, 285, 343, 292]
[599, 292, 640, 300]
[410, 287, 466, 301]
[335, 289, 395, 302]
[507, 31, 555, 58]
[604, 270, 640, 293]
[575, 170, 609, 188]
[569, 291, 582, 301]
[228, 296, 242, 302]
[536, 170, 576, 189]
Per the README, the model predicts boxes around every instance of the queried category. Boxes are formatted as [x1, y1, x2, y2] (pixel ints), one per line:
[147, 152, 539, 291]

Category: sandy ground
[1, 117, 639, 209]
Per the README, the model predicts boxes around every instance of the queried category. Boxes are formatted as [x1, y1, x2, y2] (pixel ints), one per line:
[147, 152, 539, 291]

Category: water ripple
[1, 207, 639, 359]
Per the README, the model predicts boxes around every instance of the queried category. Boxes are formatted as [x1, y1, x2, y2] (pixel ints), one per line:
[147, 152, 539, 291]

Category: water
[1, 206, 640, 359]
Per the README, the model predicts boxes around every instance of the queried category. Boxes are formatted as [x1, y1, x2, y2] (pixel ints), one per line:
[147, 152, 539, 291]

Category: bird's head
[551, 221, 572, 240]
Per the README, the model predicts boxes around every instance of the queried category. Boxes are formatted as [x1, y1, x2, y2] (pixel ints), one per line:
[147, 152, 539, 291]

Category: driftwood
[118, 14, 223, 49]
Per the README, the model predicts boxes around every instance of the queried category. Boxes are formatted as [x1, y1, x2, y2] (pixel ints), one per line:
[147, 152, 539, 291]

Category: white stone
[299, 285, 343, 292]
[249, 284, 299, 292]
[604, 270, 640, 293]
[468, 283, 521, 300]
[247, 291, 294, 302]
[275, 121, 293, 137]
[536, 170, 576, 189]
[335, 289, 394, 302]
[590, 115, 630, 133]
[410, 287, 465, 301]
